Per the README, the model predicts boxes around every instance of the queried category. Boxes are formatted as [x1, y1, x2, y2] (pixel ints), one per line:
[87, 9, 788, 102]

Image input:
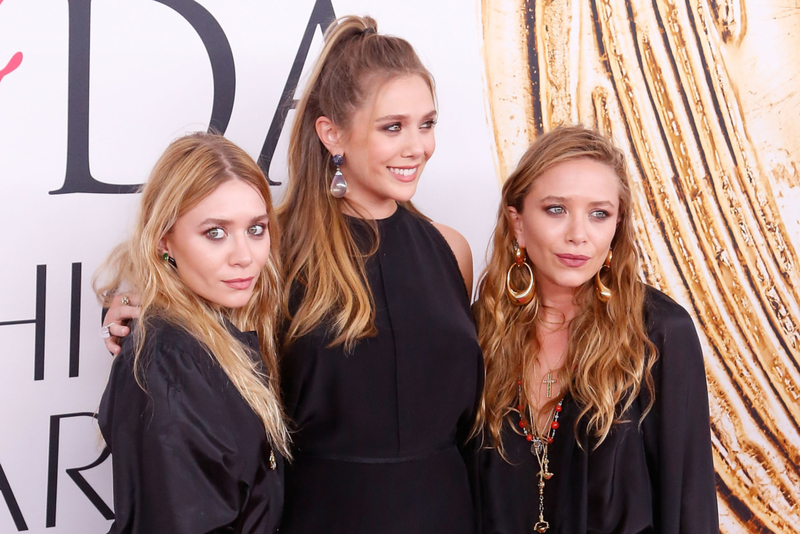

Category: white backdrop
[0, 1, 500, 532]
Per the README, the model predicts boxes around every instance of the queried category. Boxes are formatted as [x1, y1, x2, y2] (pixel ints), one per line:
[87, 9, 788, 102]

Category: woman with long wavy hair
[275, 15, 482, 533]
[473, 126, 718, 533]
[96, 132, 290, 533]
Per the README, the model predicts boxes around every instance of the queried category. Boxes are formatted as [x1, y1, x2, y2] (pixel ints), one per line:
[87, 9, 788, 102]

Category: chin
[214, 293, 255, 310]
[550, 275, 594, 290]
[390, 182, 419, 203]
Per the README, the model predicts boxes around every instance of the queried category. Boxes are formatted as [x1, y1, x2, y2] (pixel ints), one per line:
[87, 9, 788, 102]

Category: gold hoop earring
[595, 249, 613, 303]
[506, 241, 534, 306]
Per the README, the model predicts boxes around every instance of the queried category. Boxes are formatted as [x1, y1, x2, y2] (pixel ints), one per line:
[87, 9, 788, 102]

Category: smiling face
[332, 74, 437, 217]
[162, 178, 271, 309]
[508, 157, 621, 299]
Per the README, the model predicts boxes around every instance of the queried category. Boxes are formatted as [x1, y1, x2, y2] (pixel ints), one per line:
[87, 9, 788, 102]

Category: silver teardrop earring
[330, 154, 347, 198]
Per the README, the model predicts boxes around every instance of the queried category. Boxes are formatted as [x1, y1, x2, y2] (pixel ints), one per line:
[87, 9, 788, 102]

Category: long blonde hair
[474, 126, 656, 456]
[278, 15, 433, 352]
[95, 132, 290, 457]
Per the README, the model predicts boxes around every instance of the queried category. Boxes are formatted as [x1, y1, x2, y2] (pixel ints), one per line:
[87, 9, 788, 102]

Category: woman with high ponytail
[473, 126, 718, 532]
[276, 15, 482, 533]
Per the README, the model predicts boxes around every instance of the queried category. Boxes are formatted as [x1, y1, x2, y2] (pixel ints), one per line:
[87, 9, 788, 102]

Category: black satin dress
[279, 205, 484, 533]
[98, 318, 284, 534]
[477, 287, 719, 533]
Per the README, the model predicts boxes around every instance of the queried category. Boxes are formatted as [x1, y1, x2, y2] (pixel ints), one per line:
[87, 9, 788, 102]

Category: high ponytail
[279, 15, 435, 351]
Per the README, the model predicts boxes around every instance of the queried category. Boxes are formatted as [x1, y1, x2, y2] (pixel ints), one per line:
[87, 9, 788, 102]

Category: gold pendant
[534, 520, 550, 532]
[542, 372, 556, 398]
[269, 449, 277, 470]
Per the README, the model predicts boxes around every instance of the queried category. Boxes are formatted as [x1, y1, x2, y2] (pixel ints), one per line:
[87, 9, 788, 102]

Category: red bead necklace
[516, 378, 563, 533]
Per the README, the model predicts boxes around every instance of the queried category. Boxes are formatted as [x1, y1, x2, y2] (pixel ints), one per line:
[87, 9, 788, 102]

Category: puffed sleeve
[98, 338, 246, 534]
[642, 289, 719, 532]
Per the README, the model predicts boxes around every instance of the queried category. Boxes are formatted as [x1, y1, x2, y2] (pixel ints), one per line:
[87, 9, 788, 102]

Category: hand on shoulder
[102, 292, 141, 355]
[432, 222, 473, 297]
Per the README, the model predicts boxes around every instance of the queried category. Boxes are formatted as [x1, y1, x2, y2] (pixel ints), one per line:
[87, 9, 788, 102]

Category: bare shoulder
[432, 222, 473, 297]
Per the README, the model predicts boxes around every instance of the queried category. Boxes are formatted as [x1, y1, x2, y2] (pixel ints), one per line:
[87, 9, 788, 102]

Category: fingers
[105, 336, 123, 356]
[119, 292, 141, 307]
[108, 294, 142, 322]
[101, 322, 129, 355]
[102, 293, 142, 356]
[105, 322, 130, 338]
[120, 304, 142, 320]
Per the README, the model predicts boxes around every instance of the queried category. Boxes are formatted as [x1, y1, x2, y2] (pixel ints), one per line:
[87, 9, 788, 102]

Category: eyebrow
[538, 196, 616, 208]
[199, 213, 269, 226]
[374, 110, 437, 123]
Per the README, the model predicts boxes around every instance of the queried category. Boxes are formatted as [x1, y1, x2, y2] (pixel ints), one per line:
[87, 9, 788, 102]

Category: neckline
[344, 203, 405, 227]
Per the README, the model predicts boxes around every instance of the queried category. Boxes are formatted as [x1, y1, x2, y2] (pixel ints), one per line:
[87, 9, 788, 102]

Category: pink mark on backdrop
[0, 52, 23, 84]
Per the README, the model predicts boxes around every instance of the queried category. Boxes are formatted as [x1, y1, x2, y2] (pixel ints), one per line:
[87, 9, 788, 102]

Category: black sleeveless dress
[279, 205, 484, 533]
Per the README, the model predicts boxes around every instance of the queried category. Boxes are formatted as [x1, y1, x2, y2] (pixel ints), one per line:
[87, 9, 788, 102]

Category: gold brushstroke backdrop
[481, 0, 800, 531]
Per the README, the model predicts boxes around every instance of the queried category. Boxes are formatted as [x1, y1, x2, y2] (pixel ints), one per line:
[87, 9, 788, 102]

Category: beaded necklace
[516, 378, 563, 533]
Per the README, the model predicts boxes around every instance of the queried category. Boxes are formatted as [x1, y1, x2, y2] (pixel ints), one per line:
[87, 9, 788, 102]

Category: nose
[566, 214, 587, 244]
[401, 129, 427, 159]
[229, 233, 253, 268]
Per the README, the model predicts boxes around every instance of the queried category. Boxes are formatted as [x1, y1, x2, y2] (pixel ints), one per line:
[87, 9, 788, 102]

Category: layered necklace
[516, 377, 563, 533]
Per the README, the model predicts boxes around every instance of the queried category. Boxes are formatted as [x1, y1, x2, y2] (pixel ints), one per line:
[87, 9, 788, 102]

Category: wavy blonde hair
[95, 132, 290, 457]
[473, 126, 656, 456]
[279, 15, 434, 351]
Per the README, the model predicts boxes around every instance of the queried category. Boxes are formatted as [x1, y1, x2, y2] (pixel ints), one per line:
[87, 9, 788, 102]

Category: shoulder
[642, 285, 696, 335]
[431, 221, 474, 294]
[116, 316, 214, 387]
[641, 284, 706, 374]
[432, 222, 472, 261]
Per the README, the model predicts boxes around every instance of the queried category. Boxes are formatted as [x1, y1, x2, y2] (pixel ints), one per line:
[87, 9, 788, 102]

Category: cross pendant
[542, 372, 556, 398]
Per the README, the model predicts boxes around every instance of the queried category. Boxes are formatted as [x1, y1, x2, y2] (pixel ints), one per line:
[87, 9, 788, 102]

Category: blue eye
[206, 227, 226, 240]
[591, 210, 610, 219]
[546, 205, 565, 215]
[249, 224, 266, 236]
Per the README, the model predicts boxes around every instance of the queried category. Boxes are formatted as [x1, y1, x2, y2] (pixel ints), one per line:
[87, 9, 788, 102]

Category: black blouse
[476, 287, 719, 533]
[279, 205, 484, 533]
[98, 318, 284, 534]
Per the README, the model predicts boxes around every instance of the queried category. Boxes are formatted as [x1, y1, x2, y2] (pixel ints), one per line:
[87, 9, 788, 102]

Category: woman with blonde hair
[96, 132, 290, 533]
[474, 126, 718, 532]
[276, 15, 482, 533]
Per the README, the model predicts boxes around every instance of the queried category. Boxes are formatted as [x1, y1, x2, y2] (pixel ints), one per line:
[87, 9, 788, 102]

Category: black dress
[477, 287, 719, 533]
[279, 205, 484, 533]
[98, 318, 284, 534]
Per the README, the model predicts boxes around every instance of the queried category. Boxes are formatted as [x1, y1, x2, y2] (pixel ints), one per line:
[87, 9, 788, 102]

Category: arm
[642, 296, 719, 533]
[100, 341, 244, 533]
[433, 222, 474, 298]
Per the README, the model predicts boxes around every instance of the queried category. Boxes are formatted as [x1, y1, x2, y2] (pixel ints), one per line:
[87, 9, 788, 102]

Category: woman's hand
[101, 293, 141, 355]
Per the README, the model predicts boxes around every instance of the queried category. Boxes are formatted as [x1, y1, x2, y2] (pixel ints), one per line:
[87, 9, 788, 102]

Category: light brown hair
[279, 15, 434, 351]
[473, 125, 656, 456]
[95, 132, 290, 457]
